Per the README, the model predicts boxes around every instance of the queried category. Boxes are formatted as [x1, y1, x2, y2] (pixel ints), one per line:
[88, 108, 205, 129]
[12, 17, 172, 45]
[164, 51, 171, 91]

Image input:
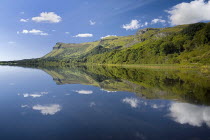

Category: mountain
[1, 22, 210, 65]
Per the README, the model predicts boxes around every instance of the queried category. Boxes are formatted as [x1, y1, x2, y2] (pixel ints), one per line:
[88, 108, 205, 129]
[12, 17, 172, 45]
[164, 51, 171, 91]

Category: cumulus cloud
[32, 12, 62, 23]
[144, 22, 148, 26]
[122, 97, 139, 108]
[33, 104, 61, 115]
[20, 18, 29, 22]
[169, 102, 210, 127]
[167, 0, 210, 25]
[75, 90, 93, 94]
[101, 35, 117, 39]
[151, 18, 166, 24]
[18, 29, 48, 36]
[89, 20, 96, 25]
[122, 19, 141, 30]
[74, 33, 93, 37]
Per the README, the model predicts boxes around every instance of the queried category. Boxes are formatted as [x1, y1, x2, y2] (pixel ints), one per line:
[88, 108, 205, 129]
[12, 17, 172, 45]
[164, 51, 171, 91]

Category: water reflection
[169, 102, 210, 127]
[18, 91, 48, 98]
[74, 90, 93, 95]
[21, 105, 29, 108]
[89, 102, 96, 107]
[41, 65, 210, 105]
[122, 97, 139, 108]
[32, 104, 61, 115]
[0, 65, 210, 139]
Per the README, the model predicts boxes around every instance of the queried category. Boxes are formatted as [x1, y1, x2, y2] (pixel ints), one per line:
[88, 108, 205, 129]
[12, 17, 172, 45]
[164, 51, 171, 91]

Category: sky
[0, 0, 210, 61]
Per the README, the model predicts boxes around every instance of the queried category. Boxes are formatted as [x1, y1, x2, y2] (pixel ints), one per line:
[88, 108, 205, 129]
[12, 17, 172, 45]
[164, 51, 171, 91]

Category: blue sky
[0, 0, 210, 61]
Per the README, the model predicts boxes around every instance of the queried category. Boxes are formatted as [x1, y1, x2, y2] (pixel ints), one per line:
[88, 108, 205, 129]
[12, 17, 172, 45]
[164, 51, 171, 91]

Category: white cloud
[144, 22, 148, 26]
[122, 97, 139, 108]
[75, 90, 93, 94]
[74, 33, 93, 37]
[18, 29, 49, 36]
[32, 12, 62, 23]
[122, 19, 141, 30]
[8, 42, 16, 44]
[20, 18, 29, 22]
[167, 0, 210, 25]
[65, 32, 70, 34]
[151, 18, 166, 24]
[101, 35, 117, 39]
[89, 20, 96, 25]
[33, 104, 61, 115]
[169, 102, 210, 127]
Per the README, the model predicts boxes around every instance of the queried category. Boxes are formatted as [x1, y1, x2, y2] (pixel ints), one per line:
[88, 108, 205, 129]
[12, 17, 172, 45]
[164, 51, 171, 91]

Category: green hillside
[1, 22, 210, 66]
[39, 22, 210, 65]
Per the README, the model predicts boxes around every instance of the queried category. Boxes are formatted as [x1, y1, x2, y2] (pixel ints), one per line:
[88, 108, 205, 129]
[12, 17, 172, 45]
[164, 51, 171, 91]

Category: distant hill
[2, 22, 210, 65]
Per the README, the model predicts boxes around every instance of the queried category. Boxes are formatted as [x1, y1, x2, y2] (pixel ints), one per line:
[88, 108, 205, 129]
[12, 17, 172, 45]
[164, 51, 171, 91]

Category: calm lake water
[0, 65, 210, 140]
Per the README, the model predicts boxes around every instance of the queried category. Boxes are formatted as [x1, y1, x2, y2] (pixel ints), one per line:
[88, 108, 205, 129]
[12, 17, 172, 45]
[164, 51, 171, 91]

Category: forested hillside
[2, 22, 210, 65]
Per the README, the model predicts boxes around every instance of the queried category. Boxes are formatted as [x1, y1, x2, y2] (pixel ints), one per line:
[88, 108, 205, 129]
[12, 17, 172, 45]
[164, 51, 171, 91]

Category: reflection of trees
[40, 65, 210, 105]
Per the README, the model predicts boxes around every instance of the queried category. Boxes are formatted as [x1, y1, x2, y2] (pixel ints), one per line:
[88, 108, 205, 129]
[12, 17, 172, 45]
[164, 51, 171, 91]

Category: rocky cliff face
[136, 28, 160, 36]
[53, 42, 63, 50]
[53, 42, 85, 50]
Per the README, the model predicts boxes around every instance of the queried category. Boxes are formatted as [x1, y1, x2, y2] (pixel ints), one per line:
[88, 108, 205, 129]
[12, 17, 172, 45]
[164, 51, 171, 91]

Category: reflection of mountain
[41, 66, 210, 105]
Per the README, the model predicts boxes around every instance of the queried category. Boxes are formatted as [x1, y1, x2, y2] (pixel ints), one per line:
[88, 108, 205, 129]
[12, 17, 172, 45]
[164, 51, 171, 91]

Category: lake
[0, 65, 210, 140]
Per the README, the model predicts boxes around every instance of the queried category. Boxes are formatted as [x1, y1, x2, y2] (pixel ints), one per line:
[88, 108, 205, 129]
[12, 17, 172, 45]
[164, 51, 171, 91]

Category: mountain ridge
[1, 22, 210, 65]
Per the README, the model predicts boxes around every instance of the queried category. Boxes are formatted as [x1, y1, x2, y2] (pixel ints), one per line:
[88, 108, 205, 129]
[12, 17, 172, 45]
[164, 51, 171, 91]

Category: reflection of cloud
[32, 104, 61, 115]
[101, 89, 117, 93]
[21, 92, 48, 98]
[152, 104, 158, 109]
[75, 90, 93, 95]
[122, 97, 139, 108]
[90, 102, 96, 107]
[21, 105, 29, 108]
[151, 104, 165, 109]
[169, 103, 210, 127]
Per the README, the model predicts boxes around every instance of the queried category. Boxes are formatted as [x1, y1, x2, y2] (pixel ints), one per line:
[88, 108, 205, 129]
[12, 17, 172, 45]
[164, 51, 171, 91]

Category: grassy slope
[86, 23, 210, 65]
[17, 22, 209, 65]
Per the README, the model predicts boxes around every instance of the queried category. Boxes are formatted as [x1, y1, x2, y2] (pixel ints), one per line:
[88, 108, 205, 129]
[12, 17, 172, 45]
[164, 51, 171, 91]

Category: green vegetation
[39, 65, 210, 105]
[85, 23, 210, 64]
[1, 22, 210, 66]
